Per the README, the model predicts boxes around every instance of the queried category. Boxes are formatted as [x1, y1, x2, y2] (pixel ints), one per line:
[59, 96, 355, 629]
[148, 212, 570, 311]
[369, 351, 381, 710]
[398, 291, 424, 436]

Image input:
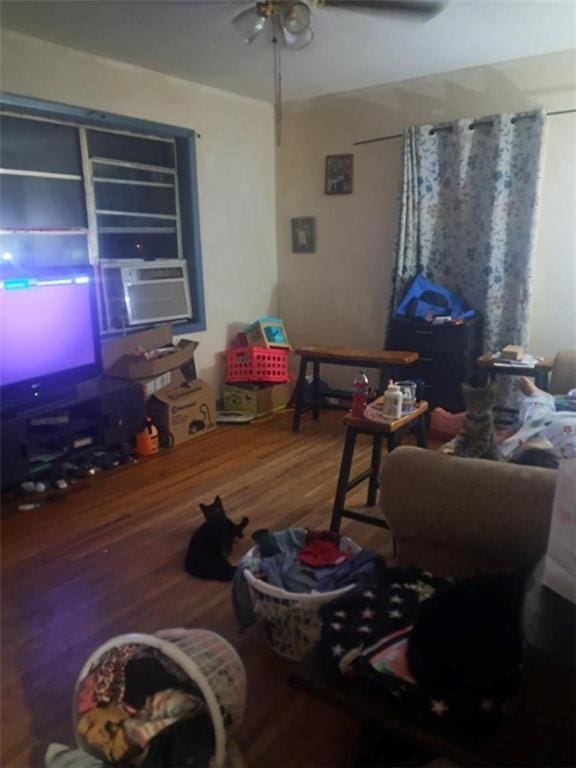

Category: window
[0, 94, 205, 334]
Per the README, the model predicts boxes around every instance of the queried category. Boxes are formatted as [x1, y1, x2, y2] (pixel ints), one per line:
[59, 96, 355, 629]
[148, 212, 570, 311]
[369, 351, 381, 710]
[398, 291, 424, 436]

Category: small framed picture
[325, 154, 353, 195]
[291, 217, 316, 253]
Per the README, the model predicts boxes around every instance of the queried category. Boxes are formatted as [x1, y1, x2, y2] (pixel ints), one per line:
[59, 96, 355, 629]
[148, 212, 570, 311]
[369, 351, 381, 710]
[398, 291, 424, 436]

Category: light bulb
[283, 2, 311, 34]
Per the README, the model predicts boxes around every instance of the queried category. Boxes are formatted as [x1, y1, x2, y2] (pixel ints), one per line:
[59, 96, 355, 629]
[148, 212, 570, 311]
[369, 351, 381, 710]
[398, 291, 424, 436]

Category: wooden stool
[329, 402, 429, 533]
[292, 346, 419, 432]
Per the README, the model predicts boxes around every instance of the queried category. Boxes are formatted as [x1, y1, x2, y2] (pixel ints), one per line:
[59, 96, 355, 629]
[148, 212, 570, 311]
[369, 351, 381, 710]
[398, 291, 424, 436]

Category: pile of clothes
[320, 566, 526, 724]
[232, 528, 386, 629]
[70, 644, 215, 767]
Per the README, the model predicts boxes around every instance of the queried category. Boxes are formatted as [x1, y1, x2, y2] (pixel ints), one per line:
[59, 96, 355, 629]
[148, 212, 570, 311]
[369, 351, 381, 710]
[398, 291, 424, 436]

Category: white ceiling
[1, 0, 575, 102]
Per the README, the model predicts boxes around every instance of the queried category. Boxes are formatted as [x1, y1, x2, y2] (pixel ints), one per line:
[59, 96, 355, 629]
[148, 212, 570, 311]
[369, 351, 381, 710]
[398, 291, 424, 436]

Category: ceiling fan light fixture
[283, 2, 312, 34]
[282, 26, 314, 49]
[231, 6, 269, 45]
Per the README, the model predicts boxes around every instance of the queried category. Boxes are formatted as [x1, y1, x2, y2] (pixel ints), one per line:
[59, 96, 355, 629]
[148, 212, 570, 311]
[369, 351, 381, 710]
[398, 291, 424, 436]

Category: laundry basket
[243, 532, 361, 660]
[74, 629, 246, 768]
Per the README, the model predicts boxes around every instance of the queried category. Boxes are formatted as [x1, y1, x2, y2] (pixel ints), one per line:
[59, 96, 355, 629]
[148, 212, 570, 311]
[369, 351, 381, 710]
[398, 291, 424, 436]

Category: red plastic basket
[226, 346, 289, 383]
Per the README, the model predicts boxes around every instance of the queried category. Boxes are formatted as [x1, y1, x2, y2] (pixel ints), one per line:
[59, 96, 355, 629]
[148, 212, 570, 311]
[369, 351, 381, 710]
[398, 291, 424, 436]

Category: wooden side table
[477, 354, 554, 391]
[329, 402, 429, 533]
[292, 346, 419, 432]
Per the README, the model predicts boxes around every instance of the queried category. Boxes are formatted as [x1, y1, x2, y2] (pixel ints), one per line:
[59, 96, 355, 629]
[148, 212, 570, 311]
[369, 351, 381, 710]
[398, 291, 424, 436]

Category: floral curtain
[390, 110, 547, 354]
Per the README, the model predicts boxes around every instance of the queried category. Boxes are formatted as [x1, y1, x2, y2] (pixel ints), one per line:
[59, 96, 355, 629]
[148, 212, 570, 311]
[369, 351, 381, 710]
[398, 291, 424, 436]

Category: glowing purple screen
[0, 281, 97, 387]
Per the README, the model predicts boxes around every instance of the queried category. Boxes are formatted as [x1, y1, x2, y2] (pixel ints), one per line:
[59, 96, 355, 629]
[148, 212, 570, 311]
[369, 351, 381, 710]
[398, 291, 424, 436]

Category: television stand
[1, 383, 79, 418]
[1, 376, 146, 491]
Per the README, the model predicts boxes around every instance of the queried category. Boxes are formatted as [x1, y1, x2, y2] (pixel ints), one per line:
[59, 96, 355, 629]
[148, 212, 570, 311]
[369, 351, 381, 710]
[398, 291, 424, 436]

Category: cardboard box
[107, 339, 198, 380]
[501, 345, 524, 361]
[223, 380, 294, 418]
[245, 317, 291, 350]
[223, 384, 258, 415]
[139, 368, 187, 399]
[148, 379, 216, 447]
[102, 325, 172, 370]
[102, 324, 197, 397]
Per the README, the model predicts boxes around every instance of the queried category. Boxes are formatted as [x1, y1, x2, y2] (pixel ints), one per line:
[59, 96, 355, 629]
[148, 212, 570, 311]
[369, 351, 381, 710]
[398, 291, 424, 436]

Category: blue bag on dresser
[396, 274, 475, 320]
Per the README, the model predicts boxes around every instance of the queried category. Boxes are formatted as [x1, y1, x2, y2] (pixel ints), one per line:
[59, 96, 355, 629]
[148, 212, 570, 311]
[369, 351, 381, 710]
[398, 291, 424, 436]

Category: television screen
[0, 271, 100, 389]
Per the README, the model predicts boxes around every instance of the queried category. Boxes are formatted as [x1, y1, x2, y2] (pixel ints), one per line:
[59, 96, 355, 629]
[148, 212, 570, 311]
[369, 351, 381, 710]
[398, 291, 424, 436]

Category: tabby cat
[185, 496, 249, 582]
[441, 382, 500, 460]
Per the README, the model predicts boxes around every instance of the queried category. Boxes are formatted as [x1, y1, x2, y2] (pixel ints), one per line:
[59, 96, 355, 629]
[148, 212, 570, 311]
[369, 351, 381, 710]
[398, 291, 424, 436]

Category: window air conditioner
[101, 259, 193, 329]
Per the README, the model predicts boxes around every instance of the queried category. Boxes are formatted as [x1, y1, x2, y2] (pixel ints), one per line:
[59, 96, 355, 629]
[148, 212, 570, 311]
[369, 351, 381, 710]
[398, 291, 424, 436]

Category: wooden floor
[1, 410, 404, 768]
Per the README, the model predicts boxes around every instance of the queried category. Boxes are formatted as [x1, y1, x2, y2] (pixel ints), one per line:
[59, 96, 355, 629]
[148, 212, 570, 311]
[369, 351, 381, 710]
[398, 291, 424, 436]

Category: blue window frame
[0, 92, 206, 334]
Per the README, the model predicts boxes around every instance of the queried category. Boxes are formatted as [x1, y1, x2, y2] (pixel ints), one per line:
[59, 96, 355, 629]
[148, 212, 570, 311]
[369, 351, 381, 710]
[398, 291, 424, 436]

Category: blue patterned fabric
[391, 111, 547, 357]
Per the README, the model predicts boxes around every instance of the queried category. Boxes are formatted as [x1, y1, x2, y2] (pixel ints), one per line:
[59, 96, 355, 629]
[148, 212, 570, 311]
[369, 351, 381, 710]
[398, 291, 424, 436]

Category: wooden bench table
[292, 346, 419, 432]
[329, 401, 429, 533]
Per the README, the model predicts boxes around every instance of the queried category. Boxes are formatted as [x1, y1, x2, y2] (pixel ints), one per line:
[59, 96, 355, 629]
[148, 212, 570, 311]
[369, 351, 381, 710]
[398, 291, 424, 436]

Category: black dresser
[387, 315, 483, 412]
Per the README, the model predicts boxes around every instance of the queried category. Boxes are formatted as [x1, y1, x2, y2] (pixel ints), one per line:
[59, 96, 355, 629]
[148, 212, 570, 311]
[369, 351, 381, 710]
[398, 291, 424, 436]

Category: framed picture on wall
[325, 154, 353, 195]
[291, 217, 316, 253]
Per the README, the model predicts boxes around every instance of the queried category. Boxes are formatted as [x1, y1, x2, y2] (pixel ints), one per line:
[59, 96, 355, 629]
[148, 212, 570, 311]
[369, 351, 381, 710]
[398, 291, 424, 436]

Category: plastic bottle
[136, 417, 159, 457]
[382, 381, 404, 421]
[351, 370, 370, 417]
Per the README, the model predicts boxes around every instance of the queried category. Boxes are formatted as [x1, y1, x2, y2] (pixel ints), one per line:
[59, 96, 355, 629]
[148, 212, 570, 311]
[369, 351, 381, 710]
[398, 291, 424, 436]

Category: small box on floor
[223, 381, 294, 418]
[148, 380, 217, 447]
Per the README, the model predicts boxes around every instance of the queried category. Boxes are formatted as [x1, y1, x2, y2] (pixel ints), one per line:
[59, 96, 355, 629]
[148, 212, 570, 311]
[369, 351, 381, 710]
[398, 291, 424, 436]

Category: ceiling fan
[232, 1, 446, 51]
[231, 1, 446, 144]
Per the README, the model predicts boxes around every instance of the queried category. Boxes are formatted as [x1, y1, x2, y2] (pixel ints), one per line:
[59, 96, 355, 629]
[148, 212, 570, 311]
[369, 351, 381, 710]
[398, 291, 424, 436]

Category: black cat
[184, 496, 249, 582]
[407, 573, 525, 697]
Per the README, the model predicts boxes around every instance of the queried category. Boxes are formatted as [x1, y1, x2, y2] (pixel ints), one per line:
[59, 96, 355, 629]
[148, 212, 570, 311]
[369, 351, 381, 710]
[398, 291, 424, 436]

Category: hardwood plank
[1, 411, 402, 768]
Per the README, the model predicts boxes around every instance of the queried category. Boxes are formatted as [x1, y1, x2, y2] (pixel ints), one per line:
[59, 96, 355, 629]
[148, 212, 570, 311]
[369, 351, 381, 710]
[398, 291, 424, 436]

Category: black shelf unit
[1, 376, 145, 490]
[387, 315, 483, 412]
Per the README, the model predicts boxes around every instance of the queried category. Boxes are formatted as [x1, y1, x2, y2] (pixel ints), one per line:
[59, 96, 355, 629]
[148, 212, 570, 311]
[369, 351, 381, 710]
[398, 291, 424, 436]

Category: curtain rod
[353, 108, 576, 147]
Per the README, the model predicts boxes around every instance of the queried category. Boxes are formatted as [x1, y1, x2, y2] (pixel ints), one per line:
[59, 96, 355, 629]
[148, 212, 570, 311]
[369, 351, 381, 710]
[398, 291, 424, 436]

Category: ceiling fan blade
[321, 0, 446, 19]
[231, 6, 269, 45]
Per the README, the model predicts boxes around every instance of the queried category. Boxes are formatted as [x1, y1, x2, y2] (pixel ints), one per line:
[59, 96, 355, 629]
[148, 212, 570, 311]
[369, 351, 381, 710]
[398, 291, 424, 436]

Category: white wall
[0, 30, 278, 392]
[277, 50, 576, 388]
[2, 34, 574, 395]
